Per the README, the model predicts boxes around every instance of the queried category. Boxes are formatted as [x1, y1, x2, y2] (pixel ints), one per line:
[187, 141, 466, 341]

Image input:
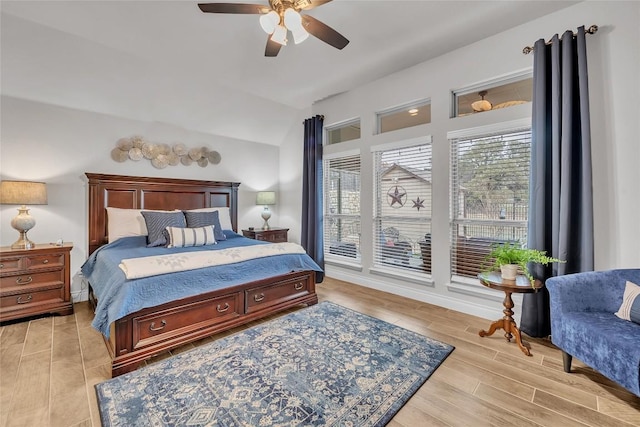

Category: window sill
[369, 265, 434, 287]
[325, 257, 363, 272]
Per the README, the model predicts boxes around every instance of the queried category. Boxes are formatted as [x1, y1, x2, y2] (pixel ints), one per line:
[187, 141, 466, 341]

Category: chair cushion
[552, 311, 640, 396]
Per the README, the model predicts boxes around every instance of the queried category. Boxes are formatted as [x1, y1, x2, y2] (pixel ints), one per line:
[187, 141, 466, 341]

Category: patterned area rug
[96, 301, 454, 426]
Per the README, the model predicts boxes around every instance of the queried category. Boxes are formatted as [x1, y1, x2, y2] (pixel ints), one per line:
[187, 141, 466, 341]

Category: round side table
[477, 272, 543, 356]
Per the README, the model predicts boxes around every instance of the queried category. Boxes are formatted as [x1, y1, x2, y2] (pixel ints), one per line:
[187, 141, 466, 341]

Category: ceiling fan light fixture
[471, 90, 492, 112]
[283, 8, 308, 44]
[271, 24, 288, 46]
[259, 10, 279, 34]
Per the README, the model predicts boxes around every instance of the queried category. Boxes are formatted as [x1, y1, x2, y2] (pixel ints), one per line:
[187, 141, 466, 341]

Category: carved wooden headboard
[86, 173, 240, 255]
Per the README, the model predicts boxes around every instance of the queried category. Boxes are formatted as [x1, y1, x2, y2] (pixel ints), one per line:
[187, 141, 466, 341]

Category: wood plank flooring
[1, 277, 638, 426]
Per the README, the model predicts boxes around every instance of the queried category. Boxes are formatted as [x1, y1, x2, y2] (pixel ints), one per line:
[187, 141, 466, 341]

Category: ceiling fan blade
[301, 15, 349, 50]
[265, 37, 282, 57]
[298, 0, 333, 11]
[198, 3, 269, 14]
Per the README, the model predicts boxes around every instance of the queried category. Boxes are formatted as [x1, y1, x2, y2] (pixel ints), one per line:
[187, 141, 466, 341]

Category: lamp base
[10, 207, 37, 249]
[261, 207, 272, 230]
[11, 231, 34, 250]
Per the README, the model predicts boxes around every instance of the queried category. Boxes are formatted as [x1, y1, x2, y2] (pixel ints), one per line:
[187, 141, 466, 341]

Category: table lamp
[0, 180, 48, 249]
[256, 191, 276, 230]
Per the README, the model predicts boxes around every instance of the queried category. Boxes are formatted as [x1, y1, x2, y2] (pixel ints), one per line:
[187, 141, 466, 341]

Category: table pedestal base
[478, 289, 532, 356]
[479, 317, 531, 356]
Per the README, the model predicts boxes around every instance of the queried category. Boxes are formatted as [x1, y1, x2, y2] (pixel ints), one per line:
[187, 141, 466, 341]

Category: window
[450, 125, 531, 279]
[452, 73, 533, 117]
[377, 99, 431, 134]
[326, 119, 361, 145]
[372, 137, 432, 274]
[323, 152, 361, 262]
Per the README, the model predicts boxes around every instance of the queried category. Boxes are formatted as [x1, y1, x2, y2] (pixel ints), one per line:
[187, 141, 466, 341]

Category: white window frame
[448, 118, 532, 286]
[370, 136, 433, 284]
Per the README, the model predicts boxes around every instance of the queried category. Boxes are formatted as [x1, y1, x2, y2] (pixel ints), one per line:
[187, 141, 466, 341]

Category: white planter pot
[500, 264, 519, 280]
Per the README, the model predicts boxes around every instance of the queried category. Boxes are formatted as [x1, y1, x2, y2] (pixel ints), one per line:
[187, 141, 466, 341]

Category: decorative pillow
[185, 207, 233, 231]
[165, 226, 216, 248]
[140, 211, 186, 247]
[183, 210, 226, 241]
[615, 281, 640, 325]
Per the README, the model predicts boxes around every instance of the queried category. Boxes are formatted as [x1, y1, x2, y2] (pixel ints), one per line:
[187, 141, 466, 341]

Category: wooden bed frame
[85, 173, 317, 377]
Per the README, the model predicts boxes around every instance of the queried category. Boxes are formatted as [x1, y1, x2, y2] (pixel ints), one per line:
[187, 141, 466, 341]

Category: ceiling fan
[198, 0, 349, 57]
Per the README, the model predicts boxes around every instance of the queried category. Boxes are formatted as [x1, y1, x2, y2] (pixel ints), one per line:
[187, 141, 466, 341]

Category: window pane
[324, 154, 361, 262]
[326, 120, 361, 145]
[450, 128, 531, 278]
[377, 100, 431, 133]
[453, 78, 533, 117]
[373, 142, 432, 274]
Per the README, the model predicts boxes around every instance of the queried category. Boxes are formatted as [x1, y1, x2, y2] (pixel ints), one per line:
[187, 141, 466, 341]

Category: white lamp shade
[256, 191, 276, 205]
[259, 11, 279, 34]
[284, 8, 309, 44]
[270, 24, 287, 45]
[0, 181, 48, 205]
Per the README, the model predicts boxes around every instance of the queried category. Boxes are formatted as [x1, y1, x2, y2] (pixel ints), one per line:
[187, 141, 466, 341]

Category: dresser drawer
[0, 257, 23, 275]
[245, 275, 311, 314]
[0, 270, 65, 294]
[132, 293, 242, 349]
[25, 252, 65, 271]
[0, 286, 64, 311]
[255, 230, 287, 243]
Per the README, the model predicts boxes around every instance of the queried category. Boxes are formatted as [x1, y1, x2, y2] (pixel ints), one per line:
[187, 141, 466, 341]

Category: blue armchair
[546, 269, 640, 397]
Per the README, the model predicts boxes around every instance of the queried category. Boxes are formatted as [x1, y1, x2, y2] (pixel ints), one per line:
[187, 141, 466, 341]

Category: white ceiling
[1, 0, 578, 146]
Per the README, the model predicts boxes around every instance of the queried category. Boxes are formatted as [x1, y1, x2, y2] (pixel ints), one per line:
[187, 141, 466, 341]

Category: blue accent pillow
[140, 211, 186, 247]
[615, 281, 640, 325]
[183, 210, 226, 241]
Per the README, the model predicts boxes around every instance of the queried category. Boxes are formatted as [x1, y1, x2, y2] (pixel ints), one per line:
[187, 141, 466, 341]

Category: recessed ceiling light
[408, 108, 419, 114]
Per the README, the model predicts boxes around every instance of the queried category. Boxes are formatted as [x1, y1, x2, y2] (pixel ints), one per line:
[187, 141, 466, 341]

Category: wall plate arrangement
[110, 136, 222, 169]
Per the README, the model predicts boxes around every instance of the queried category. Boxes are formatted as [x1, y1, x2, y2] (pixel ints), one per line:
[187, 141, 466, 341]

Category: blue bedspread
[81, 232, 323, 337]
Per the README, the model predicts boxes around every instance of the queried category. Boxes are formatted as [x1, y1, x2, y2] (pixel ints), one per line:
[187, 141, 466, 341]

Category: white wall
[279, 1, 640, 320]
[0, 96, 280, 301]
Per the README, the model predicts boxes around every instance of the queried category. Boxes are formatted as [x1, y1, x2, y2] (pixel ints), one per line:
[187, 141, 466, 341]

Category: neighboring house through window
[372, 137, 432, 276]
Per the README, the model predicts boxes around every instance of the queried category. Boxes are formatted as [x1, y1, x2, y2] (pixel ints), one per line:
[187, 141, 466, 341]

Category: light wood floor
[1, 277, 639, 426]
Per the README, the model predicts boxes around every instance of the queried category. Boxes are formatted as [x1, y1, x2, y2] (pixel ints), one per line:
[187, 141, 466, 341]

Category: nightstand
[242, 228, 289, 243]
[0, 243, 74, 322]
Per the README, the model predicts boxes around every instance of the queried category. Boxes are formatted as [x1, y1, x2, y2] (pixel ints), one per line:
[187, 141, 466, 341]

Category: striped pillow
[615, 281, 640, 325]
[165, 226, 217, 248]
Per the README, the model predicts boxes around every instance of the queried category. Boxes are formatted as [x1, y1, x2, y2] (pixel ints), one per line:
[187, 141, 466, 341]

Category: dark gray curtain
[521, 26, 594, 337]
[302, 115, 324, 282]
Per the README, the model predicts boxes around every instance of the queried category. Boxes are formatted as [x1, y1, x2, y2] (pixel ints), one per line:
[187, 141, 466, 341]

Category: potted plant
[486, 242, 564, 284]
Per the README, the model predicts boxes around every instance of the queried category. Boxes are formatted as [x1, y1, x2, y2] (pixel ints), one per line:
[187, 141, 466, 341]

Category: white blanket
[119, 242, 307, 279]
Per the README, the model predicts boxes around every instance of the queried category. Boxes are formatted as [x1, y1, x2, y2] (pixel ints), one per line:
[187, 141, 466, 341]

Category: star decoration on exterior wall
[412, 197, 425, 211]
[387, 186, 407, 208]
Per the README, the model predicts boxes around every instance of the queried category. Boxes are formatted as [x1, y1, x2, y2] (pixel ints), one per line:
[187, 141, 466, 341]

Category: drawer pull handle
[16, 276, 33, 285]
[254, 293, 265, 302]
[0, 264, 4, 269]
[294, 282, 304, 290]
[17, 295, 33, 304]
[43, 259, 49, 264]
[149, 320, 167, 331]
[216, 302, 230, 312]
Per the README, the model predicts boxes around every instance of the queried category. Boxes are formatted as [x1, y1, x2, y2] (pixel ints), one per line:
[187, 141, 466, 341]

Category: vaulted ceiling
[1, 1, 578, 146]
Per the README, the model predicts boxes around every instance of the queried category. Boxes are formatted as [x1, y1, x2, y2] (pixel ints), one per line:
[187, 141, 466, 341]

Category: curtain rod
[522, 24, 598, 54]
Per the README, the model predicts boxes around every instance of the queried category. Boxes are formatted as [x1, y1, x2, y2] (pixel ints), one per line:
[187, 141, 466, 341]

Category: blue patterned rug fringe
[96, 301, 454, 426]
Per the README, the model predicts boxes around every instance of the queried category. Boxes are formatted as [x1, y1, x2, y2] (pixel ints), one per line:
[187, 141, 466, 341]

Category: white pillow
[185, 207, 233, 230]
[107, 207, 147, 242]
[106, 207, 177, 242]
